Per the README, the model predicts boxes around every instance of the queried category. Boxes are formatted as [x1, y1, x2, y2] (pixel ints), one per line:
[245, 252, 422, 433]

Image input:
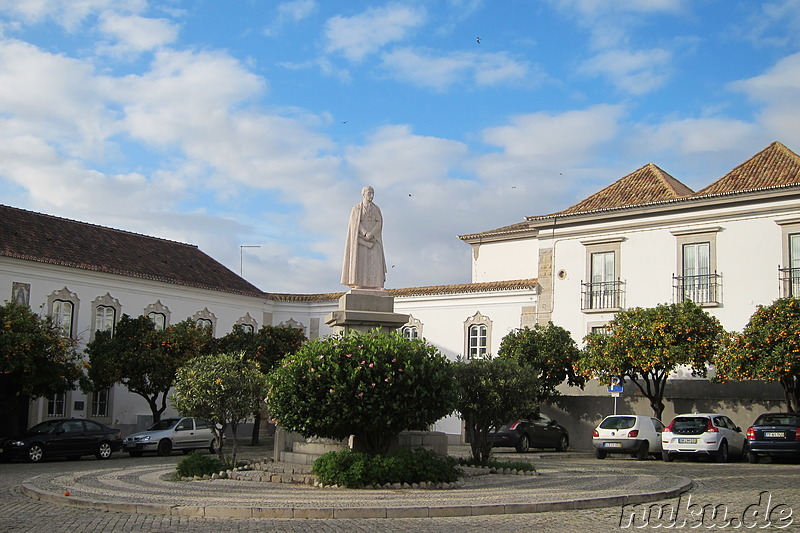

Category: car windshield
[672, 417, 708, 435]
[599, 416, 636, 430]
[755, 414, 800, 426]
[27, 420, 63, 434]
[148, 419, 179, 431]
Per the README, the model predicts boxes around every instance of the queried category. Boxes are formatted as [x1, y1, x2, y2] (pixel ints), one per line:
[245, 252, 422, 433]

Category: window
[464, 312, 492, 359]
[196, 318, 213, 330]
[95, 305, 116, 335]
[672, 228, 721, 305]
[52, 300, 74, 335]
[47, 392, 65, 417]
[240, 324, 254, 334]
[468, 324, 487, 359]
[235, 312, 258, 333]
[91, 388, 110, 417]
[780, 233, 800, 297]
[401, 325, 419, 340]
[191, 308, 216, 335]
[148, 312, 166, 330]
[581, 238, 624, 311]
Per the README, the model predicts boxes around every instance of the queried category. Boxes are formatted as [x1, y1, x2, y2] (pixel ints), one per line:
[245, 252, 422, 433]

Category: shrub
[312, 448, 462, 488]
[176, 450, 224, 478]
[267, 331, 458, 454]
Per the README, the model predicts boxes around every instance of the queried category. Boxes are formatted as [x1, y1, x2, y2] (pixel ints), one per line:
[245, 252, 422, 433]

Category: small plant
[456, 456, 536, 472]
[312, 448, 462, 488]
[176, 450, 224, 478]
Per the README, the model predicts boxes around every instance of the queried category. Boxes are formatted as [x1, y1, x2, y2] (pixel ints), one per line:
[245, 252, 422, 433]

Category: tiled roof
[266, 279, 539, 302]
[694, 141, 800, 196]
[0, 204, 264, 297]
[560, 163, 694, 214]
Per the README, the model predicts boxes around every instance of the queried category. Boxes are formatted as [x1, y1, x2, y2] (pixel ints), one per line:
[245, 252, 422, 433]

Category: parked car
[661, 413, 746, 462]
[0, 418, 122, 463]
[123, 417, 216, 457]
[593, 415, 664, 460]
[745, 412, 800, 463]
[491, 413, 569, 452]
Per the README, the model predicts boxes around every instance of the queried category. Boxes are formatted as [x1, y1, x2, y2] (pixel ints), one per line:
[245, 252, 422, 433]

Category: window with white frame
[401, 325, 418, 340]
[47, 392, 65, 417]
[790, 234, 800, 296]
[196, 318, 213, 330]
[148, 312, 166, 330]
[52, 300, 74, 336]
[464, 311, 492, 359]
[672, 228, 720, 305]
[581, 237, 624, 311]
[91, 388, 110, 417]
[95, 305, 116, 335]
[191, 308, 216, 335]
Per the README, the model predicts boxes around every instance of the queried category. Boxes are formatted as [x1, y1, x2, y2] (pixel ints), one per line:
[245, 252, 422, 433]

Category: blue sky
[1, 1, 799, 293]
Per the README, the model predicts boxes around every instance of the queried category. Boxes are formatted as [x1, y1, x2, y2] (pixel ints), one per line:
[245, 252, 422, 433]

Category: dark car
[491, 413, 569, 452]
[746, 412, 800, 463]
[0, 418, 122, 463]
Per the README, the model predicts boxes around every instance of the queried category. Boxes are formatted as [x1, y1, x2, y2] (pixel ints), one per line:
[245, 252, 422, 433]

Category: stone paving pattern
[1, 445, 799, 532]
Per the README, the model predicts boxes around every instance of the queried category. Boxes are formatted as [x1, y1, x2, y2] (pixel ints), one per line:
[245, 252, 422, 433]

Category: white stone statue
[341, 186, 387, 290]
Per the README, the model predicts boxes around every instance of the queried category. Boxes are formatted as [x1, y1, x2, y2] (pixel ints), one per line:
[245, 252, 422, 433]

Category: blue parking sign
[608, 376, 623, 394]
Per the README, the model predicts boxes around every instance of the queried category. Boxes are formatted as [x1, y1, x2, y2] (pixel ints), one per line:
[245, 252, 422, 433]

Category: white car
[123, 417, 216, 457]
[593, 415, 664, 460]
[662, 413, 746, 463]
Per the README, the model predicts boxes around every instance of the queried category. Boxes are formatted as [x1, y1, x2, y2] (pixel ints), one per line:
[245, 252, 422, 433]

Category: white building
[2, 141, 798, 447]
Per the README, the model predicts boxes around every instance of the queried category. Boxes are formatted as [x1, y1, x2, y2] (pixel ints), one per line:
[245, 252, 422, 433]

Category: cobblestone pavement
[1, 445, 799, 532]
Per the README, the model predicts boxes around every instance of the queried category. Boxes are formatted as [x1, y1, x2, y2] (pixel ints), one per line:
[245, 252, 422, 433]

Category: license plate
[604, 442, 622, 447]
[678, 438, 697, 444]
[764, 432, 784, 438]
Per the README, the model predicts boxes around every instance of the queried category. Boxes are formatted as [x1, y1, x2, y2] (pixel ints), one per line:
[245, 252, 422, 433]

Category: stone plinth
[324, 290, 409, 334]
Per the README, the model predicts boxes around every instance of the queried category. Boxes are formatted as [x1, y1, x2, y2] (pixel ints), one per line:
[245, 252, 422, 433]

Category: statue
[341, 186, 387, 290]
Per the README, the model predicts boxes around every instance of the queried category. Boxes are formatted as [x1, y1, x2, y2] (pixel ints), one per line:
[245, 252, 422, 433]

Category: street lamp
[240, 245, 261, 277]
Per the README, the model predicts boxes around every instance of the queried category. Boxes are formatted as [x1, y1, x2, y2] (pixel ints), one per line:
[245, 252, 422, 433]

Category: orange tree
[713, 297, 800, 412]
[211, 325, 306, 443]
[266, 330, 457, 455]
[84, 316, 211, 424]
[577, 301, 724, 419]
[498, 322, 585, 403]
[0, 301, 82, 434]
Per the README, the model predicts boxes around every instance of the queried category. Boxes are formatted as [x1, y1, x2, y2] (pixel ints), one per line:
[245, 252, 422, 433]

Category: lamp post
[240, 245, 261, 277]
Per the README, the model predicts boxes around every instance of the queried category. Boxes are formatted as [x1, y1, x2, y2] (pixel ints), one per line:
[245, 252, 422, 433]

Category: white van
[593, 415, 664, 460]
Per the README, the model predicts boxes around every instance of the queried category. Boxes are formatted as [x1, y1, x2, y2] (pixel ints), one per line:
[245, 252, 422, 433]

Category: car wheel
[27, 443, 45, 463]
[209, 440, 216, 455]
[715, 441, 729, 463]
[95, 441, 113, 460]
[129, 451, 143, 458]
[747, 451, 760, 464]
[555, 434, 569, 452]
[662, 451, 673, 462]
[595, 448, 607, 459]
[636, 441, 649, 461]
[157, 439, 172, 456]
[515, 434, 530, 453]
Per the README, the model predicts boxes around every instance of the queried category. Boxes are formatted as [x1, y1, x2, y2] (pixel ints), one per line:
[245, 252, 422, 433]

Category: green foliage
[578, 300, 724, 418]
[311, 448, 461, 488]
[172, 351, 268, 466]
[176, 450, 224, 478]
[498, 323, 585, 402]
[455, 456, 536, 472]
[453, 357, 539, 465]
[266, 331, 458, 454]
[0, 301, 82, 430]
[211, 325, 306, 375]
[713, 297, 800, 412]
[84, 316, 211, 423]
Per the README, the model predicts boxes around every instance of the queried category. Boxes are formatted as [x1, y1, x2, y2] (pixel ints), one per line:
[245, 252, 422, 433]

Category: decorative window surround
[91, 293, 121, 341]
[464, 311, 492, 360]
[192, 308, 217, 335]
[144, 300, 171, 330]
[235, 312, 258, 333]
[47, 287, 79, 339]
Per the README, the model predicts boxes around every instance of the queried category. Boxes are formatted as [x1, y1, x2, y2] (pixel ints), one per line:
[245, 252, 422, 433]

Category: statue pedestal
[324, 290, 409, 334]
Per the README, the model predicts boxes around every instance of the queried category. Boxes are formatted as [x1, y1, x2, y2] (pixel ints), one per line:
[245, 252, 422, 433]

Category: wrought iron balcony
[778, 266, 800, 298]
[673, 272, 721, 305]
[581, 280, 625, 310]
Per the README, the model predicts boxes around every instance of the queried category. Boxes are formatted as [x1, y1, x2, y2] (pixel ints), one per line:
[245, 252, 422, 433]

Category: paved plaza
[1, 445, 798, 532]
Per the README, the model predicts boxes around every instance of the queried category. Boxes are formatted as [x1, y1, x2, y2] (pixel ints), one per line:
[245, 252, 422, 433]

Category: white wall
[471, 239, 539, 282]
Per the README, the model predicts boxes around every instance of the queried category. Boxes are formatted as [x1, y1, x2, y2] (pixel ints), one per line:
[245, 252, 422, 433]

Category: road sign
[608, 376, 623, 394]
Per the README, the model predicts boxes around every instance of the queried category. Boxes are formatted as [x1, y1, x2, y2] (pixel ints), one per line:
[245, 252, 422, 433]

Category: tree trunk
[250, 409, 260, 446]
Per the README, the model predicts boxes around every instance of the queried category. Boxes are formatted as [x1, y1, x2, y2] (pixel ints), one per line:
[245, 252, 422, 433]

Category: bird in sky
[476, 37, 481, 44]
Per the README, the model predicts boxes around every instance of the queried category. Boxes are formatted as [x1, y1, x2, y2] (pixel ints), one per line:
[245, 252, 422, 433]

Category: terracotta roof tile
[0, 204, 264, 297]
[560, 163, 694, 214]
[694, 141, 800, 196]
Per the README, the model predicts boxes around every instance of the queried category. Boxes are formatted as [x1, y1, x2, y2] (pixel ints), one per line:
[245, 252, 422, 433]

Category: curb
[20, 477, 693, 520]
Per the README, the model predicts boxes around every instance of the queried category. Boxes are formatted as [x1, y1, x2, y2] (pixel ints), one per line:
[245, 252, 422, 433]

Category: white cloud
[264, 0, 318, 37]
[324, 3, 426, 62]
[98, 12, 179, 54]
[579, 48, 672, 95]
[0, 0, 147, 32]
[381, 48, 532, 91]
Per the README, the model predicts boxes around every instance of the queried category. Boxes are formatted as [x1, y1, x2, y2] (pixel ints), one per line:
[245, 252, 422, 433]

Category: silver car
[123, 417, 216, 457]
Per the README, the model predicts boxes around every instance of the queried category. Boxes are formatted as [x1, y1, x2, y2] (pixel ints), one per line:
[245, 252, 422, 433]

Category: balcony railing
[673, 272, 721, 305]
[778, 266, 800, 298]
[581, 280, 625, 310]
